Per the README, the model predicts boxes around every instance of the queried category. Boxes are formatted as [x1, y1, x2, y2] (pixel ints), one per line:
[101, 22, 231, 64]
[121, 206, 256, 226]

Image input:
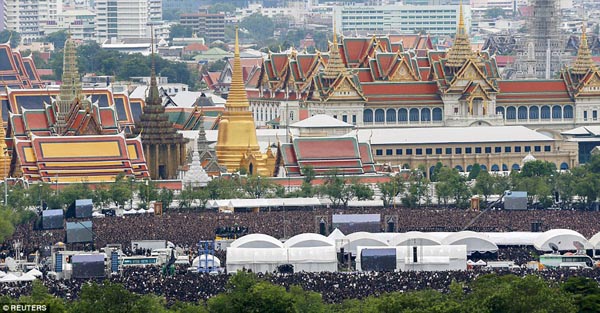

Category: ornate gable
[448, 59, 497, 93]
[576, 69, 600, 96]
[389, 56, 420, 82]
[324, 75, 366, 102]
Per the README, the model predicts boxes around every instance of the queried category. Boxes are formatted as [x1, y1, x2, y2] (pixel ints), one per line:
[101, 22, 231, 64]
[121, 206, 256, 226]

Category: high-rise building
[333, 4, 470, 36]
[179, 13, 225, 43]
[0, 0, 5, 32]
[4, 0, 64, 44]
[95, 0, 148, 42]
[148, 0, 162, 22]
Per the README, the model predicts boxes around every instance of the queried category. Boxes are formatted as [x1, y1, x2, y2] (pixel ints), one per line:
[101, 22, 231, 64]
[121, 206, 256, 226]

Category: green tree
[70, 281, 166, 313]
[520, 160, 557, 178]
[158, 188, 174, 210]
[402, 168, 430, 208]
[486, 7, 505, 19]
[562, 276, 600, 313]
[468, 163, 482, 180]
[320, 171, 354, 208]
[473, 170, 495, 202]
[208, 3, 237, 14]
[0, 209, 15, 243]
[378, 175, 405, 208]
[109, 174, 133, 209]
[206, 177, 244, 199]
[351, 179, 374, 200]
[243, 175, 277, 198]
[430, 162, 444, 182]
[92, 183, 113, 210]
[436, 167, 470, 208]
[45, 30, 68, 50]
[207, 59, 227, 72]
[169, 24, 194, 40]
[0, 30, 21, 48]
[240, 13, 275, 46]
[137, 180, 159, 209]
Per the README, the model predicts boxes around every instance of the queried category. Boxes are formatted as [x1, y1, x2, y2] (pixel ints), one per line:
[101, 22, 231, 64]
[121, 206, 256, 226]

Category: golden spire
[445, 0, 475, 68]
[322, 20, 347, 79]
[225, 26, 250, 110]
[59, 32, 82, 103]
[572, 21, 597, 75]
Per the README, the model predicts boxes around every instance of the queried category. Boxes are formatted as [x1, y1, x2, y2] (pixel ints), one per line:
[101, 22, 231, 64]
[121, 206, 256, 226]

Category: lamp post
[129, 175, 135, 210]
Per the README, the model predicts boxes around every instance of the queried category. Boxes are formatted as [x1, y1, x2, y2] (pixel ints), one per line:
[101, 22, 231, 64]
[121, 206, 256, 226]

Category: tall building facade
[95, 0, 148, 42]
[0, 0, 5, 32]
[179, 13, 225, 43]
[333, 4, 470, 36]
[3, 0, 64, 44]
[148, 0, 162, 22]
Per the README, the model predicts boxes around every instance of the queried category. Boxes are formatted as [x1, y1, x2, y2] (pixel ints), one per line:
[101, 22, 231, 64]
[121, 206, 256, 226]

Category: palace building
[235, 7, 600, 138]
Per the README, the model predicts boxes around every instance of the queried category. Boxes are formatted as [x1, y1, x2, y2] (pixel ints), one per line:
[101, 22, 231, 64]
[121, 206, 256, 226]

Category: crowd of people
[2, 267, 600, 304]
[5, 208, 600, 257]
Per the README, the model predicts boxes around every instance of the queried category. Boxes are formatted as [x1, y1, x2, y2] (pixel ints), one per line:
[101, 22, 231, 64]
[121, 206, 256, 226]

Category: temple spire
[146, 25, 161, 107]
[445, 0, 475, 68]
[225, 26, 250, 110]
[59, 32, 82, 103]
[323, 20, 347, 79]
[572, 21, 597, 75]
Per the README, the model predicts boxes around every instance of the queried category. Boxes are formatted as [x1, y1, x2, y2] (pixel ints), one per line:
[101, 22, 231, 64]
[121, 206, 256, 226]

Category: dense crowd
[2, 267, 600, 304]
[6, 208, 600, 256]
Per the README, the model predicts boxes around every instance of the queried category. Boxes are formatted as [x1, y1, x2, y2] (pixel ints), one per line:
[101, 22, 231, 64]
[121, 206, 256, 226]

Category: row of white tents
[207, 198, 382, 210]
[0, 269, 42, 283]
[226, 229, 596, 273]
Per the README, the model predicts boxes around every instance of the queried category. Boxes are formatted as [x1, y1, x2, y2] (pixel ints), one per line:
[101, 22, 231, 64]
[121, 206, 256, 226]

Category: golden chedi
[216, 27, 275, 176]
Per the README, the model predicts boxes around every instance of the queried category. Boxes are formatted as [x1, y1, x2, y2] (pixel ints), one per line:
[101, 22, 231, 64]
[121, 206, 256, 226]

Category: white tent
[226, 248, 288, 273]
[26, 268, 43, 277]
[441, 231, 498, 254]
[0, 271, 5, 278]
[533, 229, 591, 251]
[230, 234, 284, 249]
[328, 228, 345, 240]
[284, 233, 334, 248]
[287, 246, 337, 272]
[588, 231, 600, 249]
[193, 255, 221, 268]
[343, 232, 388, 255]
[390, 232, 442, 246]
[17, 273, 37, 282]
[0, 273, 19, 283]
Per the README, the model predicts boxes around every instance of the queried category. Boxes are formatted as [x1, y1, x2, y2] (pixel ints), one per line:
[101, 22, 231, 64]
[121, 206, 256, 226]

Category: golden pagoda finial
[572, 19, 597, 75]
[445, 0, 476, 68]
[59, 32, 82, 102]
[458, 0, 465, 36]
[224, 25, 251, 110]
[322, 20, 347, 79]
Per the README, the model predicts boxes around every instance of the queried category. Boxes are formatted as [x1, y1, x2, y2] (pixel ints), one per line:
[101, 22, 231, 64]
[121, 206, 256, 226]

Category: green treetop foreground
[2, 272, 600, 313]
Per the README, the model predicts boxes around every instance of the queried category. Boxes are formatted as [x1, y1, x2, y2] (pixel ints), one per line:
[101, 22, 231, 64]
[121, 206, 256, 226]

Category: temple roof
[280, 136, 376, 176]
[13, 133, 149, 183]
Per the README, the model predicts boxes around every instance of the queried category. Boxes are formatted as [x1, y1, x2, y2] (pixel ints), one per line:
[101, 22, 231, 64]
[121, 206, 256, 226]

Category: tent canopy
[230, 234, 283, 249]
[284, 233, 334, 248]
[441, 231, 498, 253]
[533, 229, 591, 251]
